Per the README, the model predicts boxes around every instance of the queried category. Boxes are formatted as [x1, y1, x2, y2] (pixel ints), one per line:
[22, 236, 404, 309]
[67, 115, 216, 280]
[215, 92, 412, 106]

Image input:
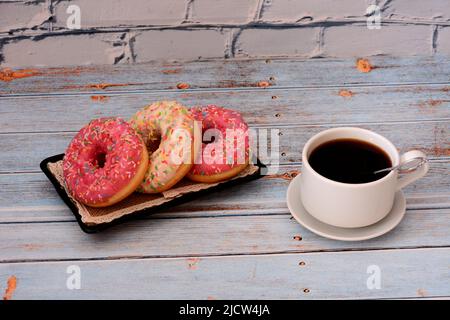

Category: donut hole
[94, 151, 107, 168]
[147, 132, 162, 153]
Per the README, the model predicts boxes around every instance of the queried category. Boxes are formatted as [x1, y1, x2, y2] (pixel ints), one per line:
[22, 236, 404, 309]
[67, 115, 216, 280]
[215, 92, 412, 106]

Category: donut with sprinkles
[129, 101, 200, 193]
[63, 118, 149, 207]
[187, 105, 250, 183]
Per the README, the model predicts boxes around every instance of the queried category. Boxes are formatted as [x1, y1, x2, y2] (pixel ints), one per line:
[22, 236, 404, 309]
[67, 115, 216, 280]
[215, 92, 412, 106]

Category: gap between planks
[0, 208, 449, 263]
[1, 245, 450, 265]
[0, 206, 447, 225]
[0, 157, 448, 175]
[0, 119, 449, 136]
[0, 247, 448, 299]
[2, 81, 450, 99]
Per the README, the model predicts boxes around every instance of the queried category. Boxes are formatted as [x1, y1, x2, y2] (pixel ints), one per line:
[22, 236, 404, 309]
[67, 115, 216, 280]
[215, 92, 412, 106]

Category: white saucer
[286, 174, 406, 241]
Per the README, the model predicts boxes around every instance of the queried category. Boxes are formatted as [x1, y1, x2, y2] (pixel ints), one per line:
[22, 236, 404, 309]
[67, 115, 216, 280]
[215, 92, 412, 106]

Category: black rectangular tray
[40, 154, 266, 233]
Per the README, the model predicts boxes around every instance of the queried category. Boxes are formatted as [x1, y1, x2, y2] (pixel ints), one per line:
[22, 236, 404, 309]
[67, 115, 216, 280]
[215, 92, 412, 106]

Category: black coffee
[308, 138, 392, 184]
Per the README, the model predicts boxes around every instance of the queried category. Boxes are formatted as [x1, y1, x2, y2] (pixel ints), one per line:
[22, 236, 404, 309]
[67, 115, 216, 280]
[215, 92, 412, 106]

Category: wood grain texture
[0, 248, 449, 299]
[1, 208, 450, 263]
[0, 84, 449, 133]
[0, 56, 449, 299]
[0, 161, 448, 223]
[1, 56, 450, 95]
[0, 121, 448, 173]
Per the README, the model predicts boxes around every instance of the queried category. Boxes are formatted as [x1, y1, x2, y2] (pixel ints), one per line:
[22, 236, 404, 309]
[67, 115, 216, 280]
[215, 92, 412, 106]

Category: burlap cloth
[48, 161, 258, 226]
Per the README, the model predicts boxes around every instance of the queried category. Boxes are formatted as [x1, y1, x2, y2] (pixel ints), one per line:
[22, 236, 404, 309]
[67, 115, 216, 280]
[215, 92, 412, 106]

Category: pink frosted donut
[63, 118, 149, 207]
[187, 105, 250, 183]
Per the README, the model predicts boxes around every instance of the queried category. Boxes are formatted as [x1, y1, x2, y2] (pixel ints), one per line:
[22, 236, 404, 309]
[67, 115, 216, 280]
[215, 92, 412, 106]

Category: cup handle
[396, 150, 429, 191]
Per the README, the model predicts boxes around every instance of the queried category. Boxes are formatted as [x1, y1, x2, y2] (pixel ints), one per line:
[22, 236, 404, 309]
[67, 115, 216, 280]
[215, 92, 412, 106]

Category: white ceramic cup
[299, 127, 428, 228]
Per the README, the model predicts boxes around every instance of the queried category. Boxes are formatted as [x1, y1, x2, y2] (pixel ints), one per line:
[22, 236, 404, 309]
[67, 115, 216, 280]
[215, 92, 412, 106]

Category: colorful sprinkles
[189, 105, 250, 176]
[62, 118, 144, 205]
[129, 101, 195, 193]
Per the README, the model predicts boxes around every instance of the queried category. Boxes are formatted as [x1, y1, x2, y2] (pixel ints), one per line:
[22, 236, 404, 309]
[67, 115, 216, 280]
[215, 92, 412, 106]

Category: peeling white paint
[104, 32, 137, 64]
[0, 0, 52, 33]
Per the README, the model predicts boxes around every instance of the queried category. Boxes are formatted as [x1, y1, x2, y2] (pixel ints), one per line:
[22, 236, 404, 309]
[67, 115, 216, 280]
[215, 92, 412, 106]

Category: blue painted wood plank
[0, 161, 448, 223]
[1, 56, 450, 96]
[0, 84, 449, 133]
[0, 248, 448, 299]
[0, 120, 448, 173]
[0, 208, 449, 263]
[0, 56, 448, 301]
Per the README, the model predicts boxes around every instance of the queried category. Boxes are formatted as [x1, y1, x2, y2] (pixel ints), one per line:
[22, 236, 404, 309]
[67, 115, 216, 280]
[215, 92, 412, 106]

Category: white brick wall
[2, 35, 113, 67]
[53, 0, 186, 28]
[382, 0, 450, 21]
[323, 25, 433, 57]
[1, 0, 449, 67]
[260, 0, 368, 22]
[193, 0, 257, 24]
[437, 27, 450, 55]
[235, 28, 318, 58]
[0, 1, 50, 33]
[134, 29, 228, 62]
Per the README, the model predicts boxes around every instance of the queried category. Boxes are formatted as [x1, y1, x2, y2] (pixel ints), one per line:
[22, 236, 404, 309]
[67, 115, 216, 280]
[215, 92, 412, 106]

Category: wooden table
[0, 57, 449, 299]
